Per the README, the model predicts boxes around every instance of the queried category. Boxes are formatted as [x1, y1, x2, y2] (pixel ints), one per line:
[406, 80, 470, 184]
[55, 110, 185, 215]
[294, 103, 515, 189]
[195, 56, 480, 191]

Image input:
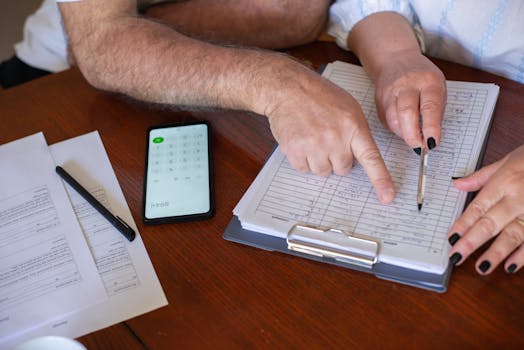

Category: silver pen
[417, 145, 428, 211]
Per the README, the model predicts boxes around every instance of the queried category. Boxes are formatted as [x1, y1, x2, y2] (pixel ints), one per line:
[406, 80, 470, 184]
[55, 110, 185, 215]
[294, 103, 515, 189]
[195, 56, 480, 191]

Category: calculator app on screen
[144, 122, 213, 223]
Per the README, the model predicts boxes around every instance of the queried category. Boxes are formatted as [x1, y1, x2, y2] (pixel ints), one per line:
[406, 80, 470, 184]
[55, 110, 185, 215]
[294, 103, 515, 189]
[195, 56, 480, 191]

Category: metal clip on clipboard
[286, 224, 379, 269]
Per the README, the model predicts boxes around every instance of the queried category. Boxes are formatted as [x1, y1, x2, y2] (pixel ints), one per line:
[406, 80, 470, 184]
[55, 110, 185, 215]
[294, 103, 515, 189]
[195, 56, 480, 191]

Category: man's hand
[262, 63, 395, 204]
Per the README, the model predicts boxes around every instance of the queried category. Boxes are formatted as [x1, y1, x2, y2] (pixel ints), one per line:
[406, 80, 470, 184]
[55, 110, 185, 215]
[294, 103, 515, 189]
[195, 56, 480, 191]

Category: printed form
[235, 61, 499, 274]
[0, 133, 106, 342]
[1, 132, 167, 349]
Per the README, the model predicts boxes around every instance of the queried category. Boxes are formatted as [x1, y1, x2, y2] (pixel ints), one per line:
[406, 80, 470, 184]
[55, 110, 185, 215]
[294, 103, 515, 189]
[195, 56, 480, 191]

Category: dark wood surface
[1, 42, 523, 349]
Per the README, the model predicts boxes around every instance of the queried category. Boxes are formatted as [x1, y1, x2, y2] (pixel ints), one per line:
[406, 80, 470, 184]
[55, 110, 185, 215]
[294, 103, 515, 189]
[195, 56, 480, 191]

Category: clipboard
[223, 216, 452, 292]
[223, 61, 498, 293]
[223, 115, 494, 293]
[223, 101, 495, 293]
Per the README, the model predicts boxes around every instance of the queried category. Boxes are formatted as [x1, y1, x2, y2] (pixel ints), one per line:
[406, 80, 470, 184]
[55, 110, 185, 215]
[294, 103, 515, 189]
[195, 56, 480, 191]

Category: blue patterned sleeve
[328, 0, 415, 50]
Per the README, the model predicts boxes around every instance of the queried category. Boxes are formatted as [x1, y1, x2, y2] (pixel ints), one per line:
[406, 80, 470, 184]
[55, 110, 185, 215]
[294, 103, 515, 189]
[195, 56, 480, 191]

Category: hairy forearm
[347, 12, 421, 80]
[62, 9, 302, 114]
[144, 0, 329, 49]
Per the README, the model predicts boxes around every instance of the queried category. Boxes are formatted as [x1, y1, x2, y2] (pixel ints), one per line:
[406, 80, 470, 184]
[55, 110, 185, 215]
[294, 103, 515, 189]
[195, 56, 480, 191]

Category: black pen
[56, 165, 136, 242]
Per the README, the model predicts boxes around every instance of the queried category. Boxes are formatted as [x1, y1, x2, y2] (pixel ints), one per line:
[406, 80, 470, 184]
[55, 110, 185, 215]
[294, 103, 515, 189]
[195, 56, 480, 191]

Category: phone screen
[143, 121, 214, 223]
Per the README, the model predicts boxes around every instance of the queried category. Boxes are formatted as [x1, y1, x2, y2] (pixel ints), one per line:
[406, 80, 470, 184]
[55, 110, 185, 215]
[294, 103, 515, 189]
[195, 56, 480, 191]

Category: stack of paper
[0, 131, 167, 348]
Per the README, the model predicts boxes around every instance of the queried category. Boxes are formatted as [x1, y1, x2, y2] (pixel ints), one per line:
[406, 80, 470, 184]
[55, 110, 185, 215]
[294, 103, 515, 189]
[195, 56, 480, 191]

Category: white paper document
[235, 61, 499, 274]
[1, 132, 167, 349]
[0, 133, 107, 343]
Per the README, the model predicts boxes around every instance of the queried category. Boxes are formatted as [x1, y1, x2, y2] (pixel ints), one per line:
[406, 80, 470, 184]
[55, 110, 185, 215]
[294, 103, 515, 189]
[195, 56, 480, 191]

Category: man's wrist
[244, 52, 312, 117]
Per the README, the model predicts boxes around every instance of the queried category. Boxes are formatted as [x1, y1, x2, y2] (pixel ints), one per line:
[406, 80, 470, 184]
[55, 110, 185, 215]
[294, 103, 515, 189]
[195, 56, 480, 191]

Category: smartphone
[143, 121, 214, 224]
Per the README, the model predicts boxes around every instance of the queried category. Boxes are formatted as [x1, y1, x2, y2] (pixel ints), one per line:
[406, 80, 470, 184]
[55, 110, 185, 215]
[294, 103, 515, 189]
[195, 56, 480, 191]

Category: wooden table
[1, 42, 523, 349]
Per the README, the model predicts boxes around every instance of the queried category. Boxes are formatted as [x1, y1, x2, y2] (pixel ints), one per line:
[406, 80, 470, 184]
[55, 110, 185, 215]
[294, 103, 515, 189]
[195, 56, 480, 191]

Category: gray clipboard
[223, 114, 494, 293]
[223, 215, 452, 292]
[222, 121, 493, 293]
[223, 64, 496, 293]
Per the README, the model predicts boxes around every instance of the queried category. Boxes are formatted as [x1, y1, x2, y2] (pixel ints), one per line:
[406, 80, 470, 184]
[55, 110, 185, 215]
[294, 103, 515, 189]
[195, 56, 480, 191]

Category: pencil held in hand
[417, 146, 428, 211]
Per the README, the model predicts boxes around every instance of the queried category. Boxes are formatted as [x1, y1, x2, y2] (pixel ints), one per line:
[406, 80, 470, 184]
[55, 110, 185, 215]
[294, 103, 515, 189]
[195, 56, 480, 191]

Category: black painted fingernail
[448, 233, 461, 246]
[451, 176, 463, 180]
[450, 252, 462, 266]
[427, 137, 436, 150]
[413, 147, 421, 155]
[507, 263, 517, 274]
[479, 260, 491, 273]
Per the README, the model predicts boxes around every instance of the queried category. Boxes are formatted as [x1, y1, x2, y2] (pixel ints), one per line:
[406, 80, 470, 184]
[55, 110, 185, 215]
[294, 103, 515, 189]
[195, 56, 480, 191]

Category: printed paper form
[2, 131, 168, 349]
[0, 133, 106, 341]
[235, 61, 499, 274]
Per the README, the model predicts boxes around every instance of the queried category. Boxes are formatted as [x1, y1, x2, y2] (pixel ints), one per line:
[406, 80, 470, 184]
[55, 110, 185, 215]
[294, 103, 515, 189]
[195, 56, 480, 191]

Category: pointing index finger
[351, 125, 395, 204]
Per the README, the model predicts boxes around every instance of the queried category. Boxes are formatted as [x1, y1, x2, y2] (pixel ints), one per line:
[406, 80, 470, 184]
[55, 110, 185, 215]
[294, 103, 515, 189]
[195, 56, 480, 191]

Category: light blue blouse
[329, 0, 524, 83]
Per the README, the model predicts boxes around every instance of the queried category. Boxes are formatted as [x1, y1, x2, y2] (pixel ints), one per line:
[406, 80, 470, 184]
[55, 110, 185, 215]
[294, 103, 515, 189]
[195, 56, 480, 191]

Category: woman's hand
[373, 50, 446, 151]
[347, 12, 446, 152]
[448, 144, 524, 274]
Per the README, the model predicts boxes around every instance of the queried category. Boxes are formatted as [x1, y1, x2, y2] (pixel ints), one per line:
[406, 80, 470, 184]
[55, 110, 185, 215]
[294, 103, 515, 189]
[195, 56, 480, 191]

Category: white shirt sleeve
[14, 0, 71, 72]
[328, 0, 415, 50]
